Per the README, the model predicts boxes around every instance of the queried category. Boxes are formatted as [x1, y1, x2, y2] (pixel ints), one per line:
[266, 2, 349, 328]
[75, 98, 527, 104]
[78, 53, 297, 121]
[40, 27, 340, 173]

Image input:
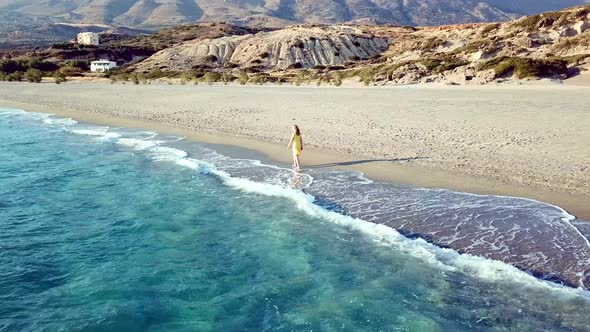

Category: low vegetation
[511, 6, 590, 32]
[552, 33, 590, 52]
[0, 58, 61, 82]
[478, 56, 568, 79]
[24, 68, 43, 83]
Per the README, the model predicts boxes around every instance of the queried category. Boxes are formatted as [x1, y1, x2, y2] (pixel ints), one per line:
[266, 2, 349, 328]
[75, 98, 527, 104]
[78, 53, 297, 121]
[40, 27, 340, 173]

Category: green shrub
[221, 73, 234, 85]
[7, 71, 24, 82]
[449, 39, 491, 55]
[27, 58, 59, 72]
[560, 54, 590, 65]
[59, 66, 83, 77]
[332, 72, 343, 86]
[0, 59, 26, 74]
[180, 72, 193, 85]
[421, 59, 442, 71]
[478, 56, 568, 79]
[420, 55, 468, 73]
[510, 8, 588, 32]
[130, 73, 140, 85]
[553, 33, 590, 52]
[238, 71, 248, 85]
[66, 60, 89, 71]
[418, 38, 446, 51]
[203, 71, 221, 85]
[250, 74, 268, 85]
[480, 23, 500, 36]
[24, 68, 43, 83]
[293, 71, 308, 86]
[146, 67, 165, 79]
[54, 71, 67, 84]
[358, 68, 376, 86]
[51, 42, 76, 50]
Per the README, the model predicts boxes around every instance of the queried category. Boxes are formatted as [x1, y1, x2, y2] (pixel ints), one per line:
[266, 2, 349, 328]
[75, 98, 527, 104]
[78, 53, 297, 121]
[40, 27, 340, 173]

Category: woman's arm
[287, 134, 293, 148]
[300, 136, 303, 151]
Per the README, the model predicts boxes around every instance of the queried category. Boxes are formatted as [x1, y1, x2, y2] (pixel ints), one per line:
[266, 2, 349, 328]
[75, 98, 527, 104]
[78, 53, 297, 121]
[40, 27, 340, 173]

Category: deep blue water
[1, 108, 590, 331]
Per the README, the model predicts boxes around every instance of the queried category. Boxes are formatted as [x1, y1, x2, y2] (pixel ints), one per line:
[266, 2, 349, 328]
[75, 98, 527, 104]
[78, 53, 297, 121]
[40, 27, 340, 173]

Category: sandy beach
[1, 81, 589, 218]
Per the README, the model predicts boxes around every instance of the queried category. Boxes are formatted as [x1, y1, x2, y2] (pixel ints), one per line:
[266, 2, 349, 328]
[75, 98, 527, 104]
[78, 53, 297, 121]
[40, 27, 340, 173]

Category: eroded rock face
[135, 26, 391, 72]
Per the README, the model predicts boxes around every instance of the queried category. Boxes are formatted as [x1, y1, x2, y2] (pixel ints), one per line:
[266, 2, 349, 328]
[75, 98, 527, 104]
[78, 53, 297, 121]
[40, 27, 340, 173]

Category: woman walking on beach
[288, 125, 303, 172]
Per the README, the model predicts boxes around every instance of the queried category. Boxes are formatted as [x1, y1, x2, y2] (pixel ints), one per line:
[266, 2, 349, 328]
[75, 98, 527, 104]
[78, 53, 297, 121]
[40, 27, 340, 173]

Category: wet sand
[1, 82, 589, 219]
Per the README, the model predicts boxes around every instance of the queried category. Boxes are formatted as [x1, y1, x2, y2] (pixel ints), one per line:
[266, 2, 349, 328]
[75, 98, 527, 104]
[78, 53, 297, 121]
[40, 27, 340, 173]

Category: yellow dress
[292, 134, 302, 156]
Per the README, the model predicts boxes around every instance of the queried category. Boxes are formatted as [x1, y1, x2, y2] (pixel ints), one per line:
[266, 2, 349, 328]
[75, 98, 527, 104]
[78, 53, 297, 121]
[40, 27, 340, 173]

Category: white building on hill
[90, 59, 117, 72]
[77, 32, 99, 46]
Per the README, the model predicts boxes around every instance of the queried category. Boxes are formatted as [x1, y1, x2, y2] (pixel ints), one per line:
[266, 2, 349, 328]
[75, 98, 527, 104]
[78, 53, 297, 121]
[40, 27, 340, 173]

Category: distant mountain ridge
[2, 0, 590, 28]
[1, 0, 589, 49]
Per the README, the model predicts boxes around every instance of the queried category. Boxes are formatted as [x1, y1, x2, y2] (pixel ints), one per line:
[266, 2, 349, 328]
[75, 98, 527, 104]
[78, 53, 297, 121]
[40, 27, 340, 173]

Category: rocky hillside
[124, 5, 590, 86]
[2, 5, 589, 87]
[372, 5, 590, 85]
[135, 26, 390, 72]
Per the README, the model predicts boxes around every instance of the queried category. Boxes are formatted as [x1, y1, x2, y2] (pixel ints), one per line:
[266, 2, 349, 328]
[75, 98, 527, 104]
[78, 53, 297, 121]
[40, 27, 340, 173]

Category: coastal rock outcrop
[134, 26, 391, 72]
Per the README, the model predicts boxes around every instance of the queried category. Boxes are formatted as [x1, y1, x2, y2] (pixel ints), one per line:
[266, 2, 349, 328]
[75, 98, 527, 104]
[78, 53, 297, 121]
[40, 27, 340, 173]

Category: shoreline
[2, 95, 589, 221]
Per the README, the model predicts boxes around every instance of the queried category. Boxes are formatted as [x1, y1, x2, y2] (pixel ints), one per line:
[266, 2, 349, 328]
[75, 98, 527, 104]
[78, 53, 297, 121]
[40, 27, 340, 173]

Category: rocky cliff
[135, 26, 390, 72]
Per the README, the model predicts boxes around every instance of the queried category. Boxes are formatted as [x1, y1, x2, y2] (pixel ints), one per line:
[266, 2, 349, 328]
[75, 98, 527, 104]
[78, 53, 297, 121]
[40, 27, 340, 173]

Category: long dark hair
[294, 125, 301, 136]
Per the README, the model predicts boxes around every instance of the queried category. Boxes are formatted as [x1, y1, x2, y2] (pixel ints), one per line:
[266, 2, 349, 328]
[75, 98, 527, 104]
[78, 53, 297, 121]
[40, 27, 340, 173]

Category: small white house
[90, 59, 118, 72]
[77, 32, 99, 46]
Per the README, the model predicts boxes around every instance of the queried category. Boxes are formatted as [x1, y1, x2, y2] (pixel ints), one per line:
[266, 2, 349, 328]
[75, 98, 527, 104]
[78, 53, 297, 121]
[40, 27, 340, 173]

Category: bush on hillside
[0, 59, 26, 74]
[238, 71, 249, 85]
[332, 72, 343, 86]
[478, 56, 568, 79]
[24, 68, 43, 83]
[66, 60, 89, 71]
[58, 66, 84, 77]
[249, 73, 268, 85]
[418, 38, 446, 51]
[479, 23, 501, 36]
[7, 71, 24, 81]
[54, 71, 67, 84]
[220, 73, 235, 85]
[203, 71, 221, 85]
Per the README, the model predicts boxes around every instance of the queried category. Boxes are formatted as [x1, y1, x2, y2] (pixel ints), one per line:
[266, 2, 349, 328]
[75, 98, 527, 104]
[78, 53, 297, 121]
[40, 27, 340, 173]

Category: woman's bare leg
[295, 154, 301, 171]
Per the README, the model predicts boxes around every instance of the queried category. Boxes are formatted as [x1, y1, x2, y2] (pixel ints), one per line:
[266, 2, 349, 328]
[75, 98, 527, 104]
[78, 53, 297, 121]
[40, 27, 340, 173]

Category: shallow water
[1, 108, 590, 331]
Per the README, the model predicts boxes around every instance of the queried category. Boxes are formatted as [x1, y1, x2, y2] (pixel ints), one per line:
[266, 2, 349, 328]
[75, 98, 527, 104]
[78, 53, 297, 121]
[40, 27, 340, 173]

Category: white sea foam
[71, 128, 107, 136]
[43, 117, 78, 126]
[116, 138, 160, 150]
[149, 146, 188, 162]
[163, 156, 590, 299]
[0, 109, 51, 120]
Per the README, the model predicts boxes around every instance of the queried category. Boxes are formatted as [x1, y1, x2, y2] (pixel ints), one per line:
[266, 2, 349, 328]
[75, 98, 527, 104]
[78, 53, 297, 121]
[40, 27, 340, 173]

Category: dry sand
[1, 81, 589, 218]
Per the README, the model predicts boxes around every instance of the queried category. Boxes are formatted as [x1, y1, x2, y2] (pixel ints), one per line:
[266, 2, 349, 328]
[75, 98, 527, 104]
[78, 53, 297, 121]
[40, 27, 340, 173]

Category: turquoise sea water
[1, 108, 590, 331]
